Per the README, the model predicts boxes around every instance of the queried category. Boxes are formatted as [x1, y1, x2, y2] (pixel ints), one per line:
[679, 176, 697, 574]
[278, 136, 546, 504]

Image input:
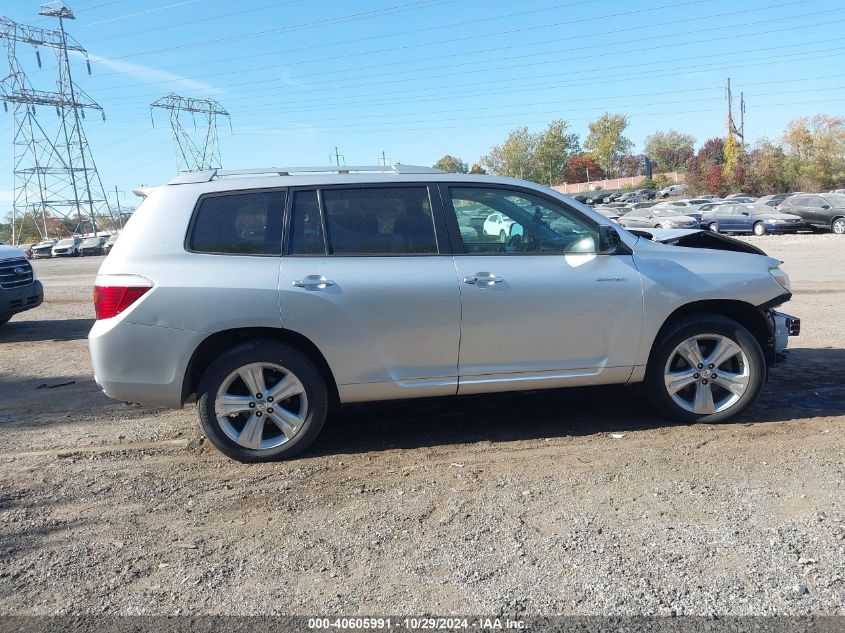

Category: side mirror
[821, 204, 830, 209]
[598, 225, 621, 254]
[741, 211, 750, 216]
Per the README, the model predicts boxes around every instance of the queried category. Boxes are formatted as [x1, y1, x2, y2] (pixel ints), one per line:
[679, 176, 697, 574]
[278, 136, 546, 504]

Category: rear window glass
[321, 187, 437, 255]
[189, 191, 285, 255]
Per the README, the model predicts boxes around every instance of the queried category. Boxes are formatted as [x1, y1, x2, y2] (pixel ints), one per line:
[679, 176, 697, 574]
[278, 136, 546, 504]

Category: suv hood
[626, 228, 767, 256]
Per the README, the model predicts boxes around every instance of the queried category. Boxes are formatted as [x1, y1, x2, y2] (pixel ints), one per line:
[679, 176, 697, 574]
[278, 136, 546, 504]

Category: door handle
[292, 275, 335, 290]
[463, 273, 503, 286]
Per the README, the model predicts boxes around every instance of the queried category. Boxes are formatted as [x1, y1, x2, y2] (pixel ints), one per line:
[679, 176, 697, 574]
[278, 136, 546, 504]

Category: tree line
[434, 112, 845, 196]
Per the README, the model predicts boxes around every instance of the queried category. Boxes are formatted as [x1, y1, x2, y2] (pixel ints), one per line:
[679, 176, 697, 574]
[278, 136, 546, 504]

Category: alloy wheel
[663, 334, 750, 415]
[833, 218, 845, 235]
[215, 362, 308, 450]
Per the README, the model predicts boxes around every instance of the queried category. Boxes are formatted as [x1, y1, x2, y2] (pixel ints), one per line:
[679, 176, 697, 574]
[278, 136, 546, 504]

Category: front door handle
[463, 272, 504, 286]
[292, 275, 335, 290]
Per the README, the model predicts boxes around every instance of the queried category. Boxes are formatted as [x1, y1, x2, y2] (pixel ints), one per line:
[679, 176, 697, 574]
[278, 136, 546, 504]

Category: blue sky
[2, 0, 844, 203]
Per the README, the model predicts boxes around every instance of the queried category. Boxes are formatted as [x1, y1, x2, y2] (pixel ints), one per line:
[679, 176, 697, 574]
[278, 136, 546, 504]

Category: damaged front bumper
[770, 310, 801, 360]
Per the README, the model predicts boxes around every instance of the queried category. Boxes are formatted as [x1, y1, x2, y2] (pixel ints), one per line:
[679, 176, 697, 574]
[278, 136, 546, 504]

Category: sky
[1, 0, 844, 206]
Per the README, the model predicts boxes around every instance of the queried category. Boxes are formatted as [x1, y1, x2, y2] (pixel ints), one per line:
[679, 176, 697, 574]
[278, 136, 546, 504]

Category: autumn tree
[643, 129, 695, 172]
[433, 155, 468, 174]
[584, 113, 633, 177]
[564, 154, 604, 183]
[782, 114, 845, 191]
[469, 163, 487, 174]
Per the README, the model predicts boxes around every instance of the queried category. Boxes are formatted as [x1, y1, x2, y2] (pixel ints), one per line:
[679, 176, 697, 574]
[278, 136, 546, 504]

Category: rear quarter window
[189, 190, 285, 255]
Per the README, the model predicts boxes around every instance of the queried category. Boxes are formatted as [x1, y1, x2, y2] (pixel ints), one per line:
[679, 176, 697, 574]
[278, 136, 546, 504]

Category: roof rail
[167, 164, 444, 185]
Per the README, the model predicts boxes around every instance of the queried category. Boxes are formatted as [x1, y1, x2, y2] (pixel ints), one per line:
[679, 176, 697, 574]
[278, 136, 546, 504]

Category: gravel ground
[0, 234, 843, 616]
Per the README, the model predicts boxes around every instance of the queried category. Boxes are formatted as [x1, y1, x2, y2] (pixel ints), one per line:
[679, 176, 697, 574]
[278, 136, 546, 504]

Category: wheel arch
[831, 215, 845, 231]
[182, 327, 340, 411]
[647, 299, 774, 370]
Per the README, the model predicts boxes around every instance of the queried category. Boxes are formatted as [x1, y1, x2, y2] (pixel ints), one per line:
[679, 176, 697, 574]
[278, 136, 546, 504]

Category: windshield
[83, 238, 100, 246]
[56, 238, 75, 247]
[652, 208, 685, 217]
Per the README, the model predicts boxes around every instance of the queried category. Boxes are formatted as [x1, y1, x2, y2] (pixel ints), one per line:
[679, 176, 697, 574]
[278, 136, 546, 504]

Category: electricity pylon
[150, 93, 230, 173]
[0, 2, 114, 243]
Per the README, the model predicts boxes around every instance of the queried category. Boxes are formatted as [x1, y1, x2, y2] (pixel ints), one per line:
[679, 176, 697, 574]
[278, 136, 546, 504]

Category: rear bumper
[89, 318, 206, 408]
[0, 280, 43, 316]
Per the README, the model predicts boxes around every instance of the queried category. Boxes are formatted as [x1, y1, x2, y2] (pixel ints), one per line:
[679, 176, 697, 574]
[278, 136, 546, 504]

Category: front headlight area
[769, 266, 791, 292]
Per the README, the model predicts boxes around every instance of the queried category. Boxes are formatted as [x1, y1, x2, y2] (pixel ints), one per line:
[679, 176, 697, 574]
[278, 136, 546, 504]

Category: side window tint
[808, 197, 823, 208]
[322, 187, 437, 255]
[289, 190, 325, 255]
[450, 187, 598, 254]
[189, 191, 284, 255]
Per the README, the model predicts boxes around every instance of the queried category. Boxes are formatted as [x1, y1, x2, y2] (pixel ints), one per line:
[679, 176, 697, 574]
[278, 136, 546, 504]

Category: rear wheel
[646, 315, 765, 424]
[753, 222, 767, 236]
[708, 223, 720, 233]
[197, 340, 328, 462]
[832, 218, 845, 235]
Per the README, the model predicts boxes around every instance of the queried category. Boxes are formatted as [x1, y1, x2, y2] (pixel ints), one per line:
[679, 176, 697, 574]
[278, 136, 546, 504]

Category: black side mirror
[741, 211, 750, 216]
[821, 204, 830, 209]
[598, 225, 621, 254]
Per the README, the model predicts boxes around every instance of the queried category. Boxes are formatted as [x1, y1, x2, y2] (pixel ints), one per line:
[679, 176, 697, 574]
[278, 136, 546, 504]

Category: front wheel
[645, 315, 765, 424]
[753, 222, 767, 236]
[708, 223, 720, 233]
[832, 218, 845, 235]
[196, 340, 328, 462]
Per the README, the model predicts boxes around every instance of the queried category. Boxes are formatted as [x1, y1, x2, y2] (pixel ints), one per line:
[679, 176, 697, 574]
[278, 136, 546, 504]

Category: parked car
[571, 194, 590, 204]
[103, 233, 120, 255]
[80, 236, 107, 256]
[756, 193, 791, 207]
[698, 201, 729, 214]
[482, 212, 514, 241]
[627, 201, 658, 210]
[592, 206, 621, 223]
[637, 188, 657, 200]
[0, 243, 44, 327]
[653, 201, 703, 226]
[726, 193, 753, 200]
[52, 236, 82, 257]
[727, 196, 757, 204]
[32, 239, 56, 259]
[88, 165, 799, 462]
[618, 206, 699, 229]
[778, 193, 845, 234]
[701, 204, 804, 235]
[21, 244, 34, 259]
[658, 184, 688, 198]
[603, 192, 623, 203]
[618, 191, 643, 203]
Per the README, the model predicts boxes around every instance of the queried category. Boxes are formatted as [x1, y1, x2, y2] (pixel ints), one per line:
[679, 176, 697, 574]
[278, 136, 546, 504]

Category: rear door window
[189, 190, 285, 255]
[321, 186, 437, 255]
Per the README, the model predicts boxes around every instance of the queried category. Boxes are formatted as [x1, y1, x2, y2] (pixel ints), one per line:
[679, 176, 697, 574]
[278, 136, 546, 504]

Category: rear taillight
[93, 275, 152, 319]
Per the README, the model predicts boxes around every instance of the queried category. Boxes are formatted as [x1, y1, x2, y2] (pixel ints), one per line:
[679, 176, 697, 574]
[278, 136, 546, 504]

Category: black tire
[645, 314, 766, 424]
[753, 222, 767, 236]
[708, 223, 720, 233]
[832, 217, 845, 235]
[196, 339, 329, 462]
[654, 224, 663, 229]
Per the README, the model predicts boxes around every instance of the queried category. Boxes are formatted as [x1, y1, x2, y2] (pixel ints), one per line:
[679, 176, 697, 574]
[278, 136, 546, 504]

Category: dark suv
[779, 194, 845, 234]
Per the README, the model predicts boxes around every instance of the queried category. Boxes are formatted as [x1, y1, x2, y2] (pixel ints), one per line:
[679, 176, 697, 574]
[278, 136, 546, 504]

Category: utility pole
[111, 185, 124, 230]
[1, 2, 114, 243]
[378, 150, 389, 166]
[331, 147, 345, 166]
[151, 93, 230, 172]
[726, 77, 745, 142]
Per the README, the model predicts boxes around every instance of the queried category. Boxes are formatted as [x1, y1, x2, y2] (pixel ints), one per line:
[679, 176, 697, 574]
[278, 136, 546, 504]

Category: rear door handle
[463, 273, 503, 286]
[292, 275, 335, 290]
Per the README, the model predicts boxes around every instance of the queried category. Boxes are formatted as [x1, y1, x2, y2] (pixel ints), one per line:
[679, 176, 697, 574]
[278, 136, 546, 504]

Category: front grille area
[0, 257, 34, 289]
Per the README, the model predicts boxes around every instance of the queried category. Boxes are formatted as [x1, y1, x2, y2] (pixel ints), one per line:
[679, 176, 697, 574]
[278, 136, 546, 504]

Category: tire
[708, 223, 720, 233]
[832, 217, 845, 235]
[498, 230, 507, 243]
[645, 314, 766, 424]
[196, 340, 329, 462]
[654, 224, 663, 229]
[753, 222, 767, 236]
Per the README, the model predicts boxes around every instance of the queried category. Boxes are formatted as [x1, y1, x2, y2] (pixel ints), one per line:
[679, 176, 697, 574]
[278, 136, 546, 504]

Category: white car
[659, 184, 688, 198]
[482, 212, 514, 241]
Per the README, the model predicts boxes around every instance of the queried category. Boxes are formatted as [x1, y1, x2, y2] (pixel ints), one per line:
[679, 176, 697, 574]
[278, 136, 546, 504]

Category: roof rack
[168, 164, 444, 185]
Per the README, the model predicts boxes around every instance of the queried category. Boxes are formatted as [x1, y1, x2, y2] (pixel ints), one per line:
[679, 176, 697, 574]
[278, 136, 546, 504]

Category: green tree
[584, 113, 633, 177]
[782, 114, 845, 190]
[433, 155, 469, 174]
[643, 129, 695, 172]
[481, 120, 579, 184]
[469, 163, 487, 174]
[532, 119, 580, 185]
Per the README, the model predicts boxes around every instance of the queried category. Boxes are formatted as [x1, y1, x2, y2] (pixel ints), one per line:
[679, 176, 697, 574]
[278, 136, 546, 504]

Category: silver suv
[88, 166, 800, 462]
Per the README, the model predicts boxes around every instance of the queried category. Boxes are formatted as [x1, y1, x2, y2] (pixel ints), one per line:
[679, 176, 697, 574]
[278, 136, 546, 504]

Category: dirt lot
[1, 235, 843, 616]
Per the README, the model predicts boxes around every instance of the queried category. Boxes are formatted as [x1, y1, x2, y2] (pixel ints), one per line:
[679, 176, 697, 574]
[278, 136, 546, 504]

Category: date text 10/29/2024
[308, 617, 526, 630]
